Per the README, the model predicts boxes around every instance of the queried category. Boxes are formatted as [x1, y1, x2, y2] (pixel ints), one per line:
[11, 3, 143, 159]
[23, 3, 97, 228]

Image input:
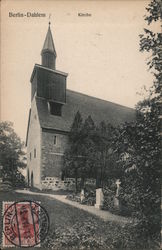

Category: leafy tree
[80, 115, 96, 185]
[0, 121, 26, 187]
[69, 111, 83, 142]
[112, 0, 161, 245]
[64, 111, 83, 191]
[139, 0, 162, 96]
[94, 122, 120, 187]
[64, 112, 122, 190]
[79, 118, 121, 188]
[138, 0, 161, 243]
[64, 114, 100, 189]
[116, 101, 161, 244]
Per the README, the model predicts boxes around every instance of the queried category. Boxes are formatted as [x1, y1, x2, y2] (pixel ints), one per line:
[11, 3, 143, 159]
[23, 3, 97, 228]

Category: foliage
[102, 186, 121, 215]
[0, 121, 26, 186]
[112, 0, 161, 245]
[67, 189, 96, 206]
[112, 98, 161, 242]
[45, 216, 154, 250]
[144, 0, 162, 24]
[64, 112, 97, 189]
[139, 0, 162, 95]
[64, 112, 122, 189]
[66, 192, 81, 203]
[138, 0, 161, 243]
[94, 122, 121, 187]
[63, 111, 84, 191]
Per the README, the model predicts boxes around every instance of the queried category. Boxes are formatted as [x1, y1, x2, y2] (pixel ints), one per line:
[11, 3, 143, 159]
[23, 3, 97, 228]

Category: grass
[0, 190, 155, 250]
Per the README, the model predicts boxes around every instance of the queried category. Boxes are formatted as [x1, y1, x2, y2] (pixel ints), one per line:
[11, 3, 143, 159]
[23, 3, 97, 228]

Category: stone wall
[41, 177, 75, 190]
[41, 131, 69, 178]
[41, 177, 96, 191]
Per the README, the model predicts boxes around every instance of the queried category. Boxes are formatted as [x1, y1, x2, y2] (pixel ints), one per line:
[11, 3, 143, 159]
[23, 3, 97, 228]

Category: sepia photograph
[0, 0, 161, 249]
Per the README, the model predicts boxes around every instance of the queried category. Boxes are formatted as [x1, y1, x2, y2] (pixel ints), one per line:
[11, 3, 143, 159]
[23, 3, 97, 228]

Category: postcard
[0, 0, 161, 249]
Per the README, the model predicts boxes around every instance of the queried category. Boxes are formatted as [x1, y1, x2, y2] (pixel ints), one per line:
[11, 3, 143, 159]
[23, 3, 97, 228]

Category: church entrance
[31, 171, 33, 187]
[27, 169, 30, 187]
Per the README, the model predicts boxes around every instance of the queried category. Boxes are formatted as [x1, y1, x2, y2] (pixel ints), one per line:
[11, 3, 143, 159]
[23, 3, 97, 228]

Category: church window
[54, 136, 57, 145]
[47, 102, 50, 112]
[30, 152, 32, 161]
[34, 148, 36, 158]
[48, 101, 62, 116]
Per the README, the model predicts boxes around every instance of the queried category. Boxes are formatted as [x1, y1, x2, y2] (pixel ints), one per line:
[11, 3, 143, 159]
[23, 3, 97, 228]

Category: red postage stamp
[2, 201, 49, 247]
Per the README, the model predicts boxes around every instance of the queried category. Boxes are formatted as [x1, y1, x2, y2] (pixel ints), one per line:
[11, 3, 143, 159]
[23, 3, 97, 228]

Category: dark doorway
[27, 169, 30, 187]
[31, 171, 34, 187]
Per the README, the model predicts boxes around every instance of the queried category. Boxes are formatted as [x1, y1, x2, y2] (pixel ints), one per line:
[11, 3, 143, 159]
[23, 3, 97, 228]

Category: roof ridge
[66, 89, 134, 110]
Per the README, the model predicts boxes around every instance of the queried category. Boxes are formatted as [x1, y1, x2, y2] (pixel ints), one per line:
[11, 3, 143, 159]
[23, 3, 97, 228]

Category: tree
[64, 111, 83, 191]
[64, 113, 99, 190]
[139, 0, 162, 96]
[0, 121, 26, 187]
[94, 122, 120, 187]
[138, 0, 161, 243]
[64, 111, 122, 191]
[113, 0, 161, 245]
[80, 115, 96, 186]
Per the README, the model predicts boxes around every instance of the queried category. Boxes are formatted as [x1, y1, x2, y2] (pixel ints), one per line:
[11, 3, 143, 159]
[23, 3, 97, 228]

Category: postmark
[2, 200, 49, 247]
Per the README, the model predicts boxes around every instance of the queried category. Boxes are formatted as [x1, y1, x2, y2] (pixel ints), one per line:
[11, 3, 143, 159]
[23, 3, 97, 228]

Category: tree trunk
[100, 151, 104, 188]
[101, 150, 106, 188]
[96, 168, 101, 188]
[81, 176, 85, 189]
[75, 169, 78, 193]
[96, 175, 100, 188]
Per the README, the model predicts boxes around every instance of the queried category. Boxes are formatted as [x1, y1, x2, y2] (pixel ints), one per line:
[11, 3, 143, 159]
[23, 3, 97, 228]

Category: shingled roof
[36, 89, 135, 132]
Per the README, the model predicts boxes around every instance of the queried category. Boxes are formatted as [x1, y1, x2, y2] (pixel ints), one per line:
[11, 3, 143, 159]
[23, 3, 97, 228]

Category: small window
[54, 136, 57, 145]
[48, 102, 62, 116]
[30, 152, 32, 161]
[34, 148, 36, 158]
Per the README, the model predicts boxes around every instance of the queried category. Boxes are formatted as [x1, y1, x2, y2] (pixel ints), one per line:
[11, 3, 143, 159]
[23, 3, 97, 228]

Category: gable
[26, 97, 41, 146]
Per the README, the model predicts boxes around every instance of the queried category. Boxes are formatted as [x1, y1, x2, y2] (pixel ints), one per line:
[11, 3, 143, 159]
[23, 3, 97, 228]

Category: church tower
[30, 23, 68, 115]
[41, 22, 57, 69]
[27, 23, 68, 189]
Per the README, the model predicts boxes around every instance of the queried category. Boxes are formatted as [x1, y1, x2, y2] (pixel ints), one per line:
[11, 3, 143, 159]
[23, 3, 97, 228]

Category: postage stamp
[2, 201, 49, 248]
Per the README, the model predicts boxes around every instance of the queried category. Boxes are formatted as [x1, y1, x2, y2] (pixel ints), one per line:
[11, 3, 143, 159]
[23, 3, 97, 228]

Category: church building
[26, 23, 135, 190]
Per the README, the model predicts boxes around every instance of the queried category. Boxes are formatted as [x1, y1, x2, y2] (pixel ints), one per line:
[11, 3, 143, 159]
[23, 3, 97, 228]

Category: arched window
[54, 135, 57, 145]
[31, 171, 34, 187]
[34, 148, 36, 158]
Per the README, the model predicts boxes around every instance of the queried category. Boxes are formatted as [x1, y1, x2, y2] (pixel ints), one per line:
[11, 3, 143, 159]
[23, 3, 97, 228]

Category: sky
[1, 0, 153, 142]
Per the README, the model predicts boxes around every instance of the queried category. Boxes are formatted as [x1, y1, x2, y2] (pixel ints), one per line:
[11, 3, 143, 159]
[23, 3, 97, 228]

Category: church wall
[41, 130, 69, 179]
[31, 71, 37, 101]
[27, 98, 41, 189]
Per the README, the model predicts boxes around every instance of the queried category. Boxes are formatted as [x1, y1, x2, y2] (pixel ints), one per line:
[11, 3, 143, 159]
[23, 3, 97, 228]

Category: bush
[44, 217, 158, 249]
[81, 189, 96, 206]
[66, 193, 81, 203]
[66, 189, 96, 206]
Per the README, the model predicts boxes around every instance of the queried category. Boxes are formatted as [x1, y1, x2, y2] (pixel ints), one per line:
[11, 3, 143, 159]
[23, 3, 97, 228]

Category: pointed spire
[41, 23, 57, 69]
[42, 22, 56, 56]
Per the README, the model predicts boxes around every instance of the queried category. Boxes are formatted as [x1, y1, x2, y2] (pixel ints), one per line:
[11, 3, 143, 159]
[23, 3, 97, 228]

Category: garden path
[16, 189, 133, 224]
